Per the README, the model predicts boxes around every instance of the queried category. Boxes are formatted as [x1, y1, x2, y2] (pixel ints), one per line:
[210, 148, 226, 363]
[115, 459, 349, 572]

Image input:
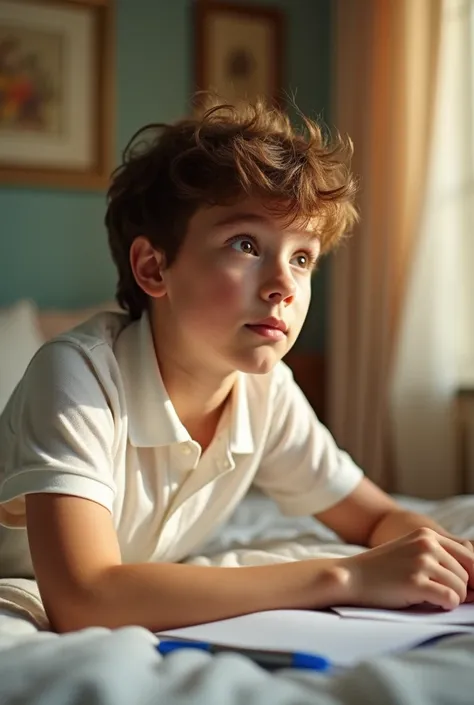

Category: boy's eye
[230, 237, 258, 256]
[291, 252, 314, 269]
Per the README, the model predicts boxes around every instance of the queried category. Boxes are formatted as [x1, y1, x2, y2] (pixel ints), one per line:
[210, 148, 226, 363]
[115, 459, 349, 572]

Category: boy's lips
[245, 317, 288, 341]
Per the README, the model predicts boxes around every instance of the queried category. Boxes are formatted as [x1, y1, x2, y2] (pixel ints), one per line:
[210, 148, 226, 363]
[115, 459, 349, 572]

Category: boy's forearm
[59, 559, 347, 633]
[368, 509, 457, 548]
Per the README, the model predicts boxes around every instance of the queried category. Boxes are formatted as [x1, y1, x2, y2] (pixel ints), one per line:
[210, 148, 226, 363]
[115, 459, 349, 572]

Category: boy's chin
[233, 347, 284, 375]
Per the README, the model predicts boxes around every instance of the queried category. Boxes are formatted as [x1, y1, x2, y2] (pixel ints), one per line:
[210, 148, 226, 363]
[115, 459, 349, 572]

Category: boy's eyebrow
[211, 213, 269, 229]
[211, 212, 319, 241]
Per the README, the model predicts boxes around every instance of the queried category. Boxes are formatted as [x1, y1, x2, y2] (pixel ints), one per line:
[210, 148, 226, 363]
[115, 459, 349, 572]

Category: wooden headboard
[284, 350, 326, 422]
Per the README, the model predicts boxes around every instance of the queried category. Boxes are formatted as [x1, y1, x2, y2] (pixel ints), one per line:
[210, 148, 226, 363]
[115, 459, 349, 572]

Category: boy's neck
[161, 361, 236, 450]
[149, 315, 237, 447]
[164, 362, 235, 437]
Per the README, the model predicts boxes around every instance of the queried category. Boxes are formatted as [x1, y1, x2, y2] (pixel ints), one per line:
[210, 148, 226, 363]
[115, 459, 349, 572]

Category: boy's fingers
[438, 535, 474, 564]
[415, 577, 460, 611]
[453, 537, 474, 554]
[429, 563, 467, 604]
[438, 531, 473, 551]
[457, 539, 474, 586]
[438, 535, 474, 587]
[438, 549, 469, 587]
[461, 539, 474, 552]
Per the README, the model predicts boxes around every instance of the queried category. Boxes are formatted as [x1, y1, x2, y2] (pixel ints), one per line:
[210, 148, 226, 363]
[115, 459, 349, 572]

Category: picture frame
[194, 0, 284, 108]
[0, 0, 114, 190]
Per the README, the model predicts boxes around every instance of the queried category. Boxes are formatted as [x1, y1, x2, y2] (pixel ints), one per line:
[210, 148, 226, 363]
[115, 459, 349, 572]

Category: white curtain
[391, 0, 474, 498]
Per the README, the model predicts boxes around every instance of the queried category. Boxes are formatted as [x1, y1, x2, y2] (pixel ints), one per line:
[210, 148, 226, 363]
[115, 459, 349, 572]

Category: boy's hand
[338, 527, 474, 610]
[461, 538, 474, 552]
[435, 532, 474, 554]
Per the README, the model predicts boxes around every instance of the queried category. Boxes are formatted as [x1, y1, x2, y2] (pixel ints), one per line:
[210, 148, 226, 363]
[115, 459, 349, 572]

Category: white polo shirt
[0, 312, 363, 578]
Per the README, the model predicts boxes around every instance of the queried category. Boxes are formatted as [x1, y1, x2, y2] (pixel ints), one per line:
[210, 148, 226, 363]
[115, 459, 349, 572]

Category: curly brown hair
[105, 95, 358, 320]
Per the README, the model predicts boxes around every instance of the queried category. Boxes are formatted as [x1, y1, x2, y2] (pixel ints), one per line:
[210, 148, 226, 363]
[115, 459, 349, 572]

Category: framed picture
[194, 0, 284, 108]
[0, 0, 114, 190]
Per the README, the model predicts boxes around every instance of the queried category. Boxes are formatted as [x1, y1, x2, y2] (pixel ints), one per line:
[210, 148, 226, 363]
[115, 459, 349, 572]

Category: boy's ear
[129, 236, 167, 299]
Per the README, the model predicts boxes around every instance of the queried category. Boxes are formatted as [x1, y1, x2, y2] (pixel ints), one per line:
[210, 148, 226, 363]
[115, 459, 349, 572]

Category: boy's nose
[260, 270, 296, 304]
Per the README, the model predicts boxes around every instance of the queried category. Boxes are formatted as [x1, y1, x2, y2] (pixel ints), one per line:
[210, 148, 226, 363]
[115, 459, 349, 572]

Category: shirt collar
[114, 312, 254, 453]
[228, 372, 254, 454]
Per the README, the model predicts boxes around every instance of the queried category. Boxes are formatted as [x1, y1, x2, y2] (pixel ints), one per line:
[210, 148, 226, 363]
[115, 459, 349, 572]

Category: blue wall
[0, 0, 331, 351]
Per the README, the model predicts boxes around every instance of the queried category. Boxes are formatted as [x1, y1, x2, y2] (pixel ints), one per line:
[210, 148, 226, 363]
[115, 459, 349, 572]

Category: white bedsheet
[1, 490, 474, 705]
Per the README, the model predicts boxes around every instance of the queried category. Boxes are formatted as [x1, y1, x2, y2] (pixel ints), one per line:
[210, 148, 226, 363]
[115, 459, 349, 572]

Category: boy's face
[158, 197, 320, 375]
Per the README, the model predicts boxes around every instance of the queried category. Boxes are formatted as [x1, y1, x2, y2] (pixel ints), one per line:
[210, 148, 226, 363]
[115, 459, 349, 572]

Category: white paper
[157, 609, 474, 668]
[333, 603, 474, 624]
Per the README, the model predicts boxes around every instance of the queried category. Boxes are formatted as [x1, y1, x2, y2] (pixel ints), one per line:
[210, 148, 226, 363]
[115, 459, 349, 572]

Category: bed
[1, 300, 474, 705]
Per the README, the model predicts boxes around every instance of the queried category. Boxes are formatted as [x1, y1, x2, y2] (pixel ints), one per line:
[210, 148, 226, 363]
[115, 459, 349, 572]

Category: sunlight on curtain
[391, 0, 474, 497]
[457, 4, 474, 385]
[330, 0, 441, 491]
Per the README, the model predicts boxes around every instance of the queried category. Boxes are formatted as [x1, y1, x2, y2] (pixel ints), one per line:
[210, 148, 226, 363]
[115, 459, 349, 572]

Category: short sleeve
[253, 363, 363, 516]
[0, 341, 117, 528]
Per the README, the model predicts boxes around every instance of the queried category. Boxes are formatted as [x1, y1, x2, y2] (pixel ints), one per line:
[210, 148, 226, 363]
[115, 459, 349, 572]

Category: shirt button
[223, 460, 232, 470]
[181, 444, 192, 455]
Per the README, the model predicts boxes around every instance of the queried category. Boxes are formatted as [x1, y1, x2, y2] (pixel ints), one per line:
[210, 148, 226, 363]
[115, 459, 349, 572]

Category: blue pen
[156, 638, 332, 672]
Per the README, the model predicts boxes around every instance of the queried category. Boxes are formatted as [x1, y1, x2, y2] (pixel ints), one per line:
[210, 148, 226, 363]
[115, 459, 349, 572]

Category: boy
[0, 97, 473, 634]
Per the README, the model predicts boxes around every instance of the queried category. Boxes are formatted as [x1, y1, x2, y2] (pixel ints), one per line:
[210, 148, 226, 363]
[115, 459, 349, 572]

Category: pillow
[0, 300, 44, 414]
